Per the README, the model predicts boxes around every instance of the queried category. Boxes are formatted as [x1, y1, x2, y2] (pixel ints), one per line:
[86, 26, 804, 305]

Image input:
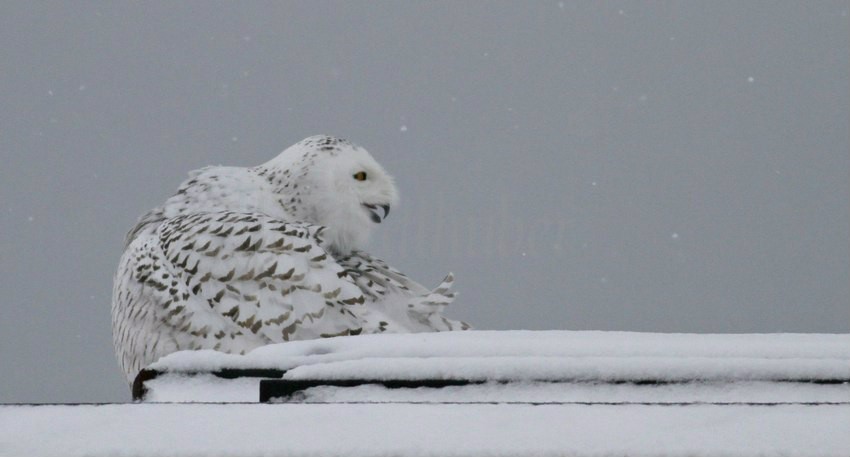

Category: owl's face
[260, 136, 399, 254]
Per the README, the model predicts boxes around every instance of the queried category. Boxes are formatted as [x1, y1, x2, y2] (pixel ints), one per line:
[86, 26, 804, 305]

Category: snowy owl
[112, 135, 469, 385]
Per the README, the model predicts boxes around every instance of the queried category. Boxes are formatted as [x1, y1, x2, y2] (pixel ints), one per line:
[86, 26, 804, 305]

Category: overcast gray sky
[1, 2, 848, 403]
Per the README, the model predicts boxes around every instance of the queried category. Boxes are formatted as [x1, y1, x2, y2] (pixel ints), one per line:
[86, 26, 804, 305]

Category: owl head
[257, 135, 400, 254]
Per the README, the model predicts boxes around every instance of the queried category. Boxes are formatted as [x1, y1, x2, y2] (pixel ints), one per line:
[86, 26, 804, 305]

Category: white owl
[112, 135, 469, 385]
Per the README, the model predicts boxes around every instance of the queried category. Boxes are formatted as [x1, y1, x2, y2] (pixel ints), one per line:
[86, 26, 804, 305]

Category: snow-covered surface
[145, 375, 261, 403]
[2, 403, 849, 457]
[280, 355, 848, 382]
[141, 331, 850, 403]
[143, 331, 850, 401]
[4, 331, 849, 456]
[150, 331, 850, 376]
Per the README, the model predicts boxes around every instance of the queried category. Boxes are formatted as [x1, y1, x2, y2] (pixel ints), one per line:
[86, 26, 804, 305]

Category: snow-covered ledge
[3, 331, 849, 457]
[136, 330, 850, 403]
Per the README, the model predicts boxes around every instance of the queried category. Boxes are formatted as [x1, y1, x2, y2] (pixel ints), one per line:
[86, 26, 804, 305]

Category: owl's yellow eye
[353, 171, 367, 181]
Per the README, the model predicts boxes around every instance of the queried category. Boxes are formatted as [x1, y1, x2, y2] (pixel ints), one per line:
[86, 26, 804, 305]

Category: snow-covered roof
[2, 331, 848, 456]
[138, 331, 850, 403]
[4, 402, 849, 457]
[150, 331, 850, 376]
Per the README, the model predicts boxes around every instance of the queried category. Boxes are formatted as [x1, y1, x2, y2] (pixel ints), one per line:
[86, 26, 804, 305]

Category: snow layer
[2, 403, 848, 457]
[141, 331, 850, 404]
[144, 375, 260, 403]
[280, 355, 849, 382]
[5, 332, 848, 455]
[148, 330, 850, 381]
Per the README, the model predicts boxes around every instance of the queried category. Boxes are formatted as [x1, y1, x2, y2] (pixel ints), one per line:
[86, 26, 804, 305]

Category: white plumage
[112, 135, 469, 385]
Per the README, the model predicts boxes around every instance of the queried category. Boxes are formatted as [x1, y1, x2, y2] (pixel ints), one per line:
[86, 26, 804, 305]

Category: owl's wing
[114, 210, 467, 382]
[337, 251, 471, 331]
[118, 212, 370, 361]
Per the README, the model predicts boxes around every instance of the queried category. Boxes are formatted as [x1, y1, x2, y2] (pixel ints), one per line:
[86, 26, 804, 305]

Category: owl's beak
[363, 203, 390, 223]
